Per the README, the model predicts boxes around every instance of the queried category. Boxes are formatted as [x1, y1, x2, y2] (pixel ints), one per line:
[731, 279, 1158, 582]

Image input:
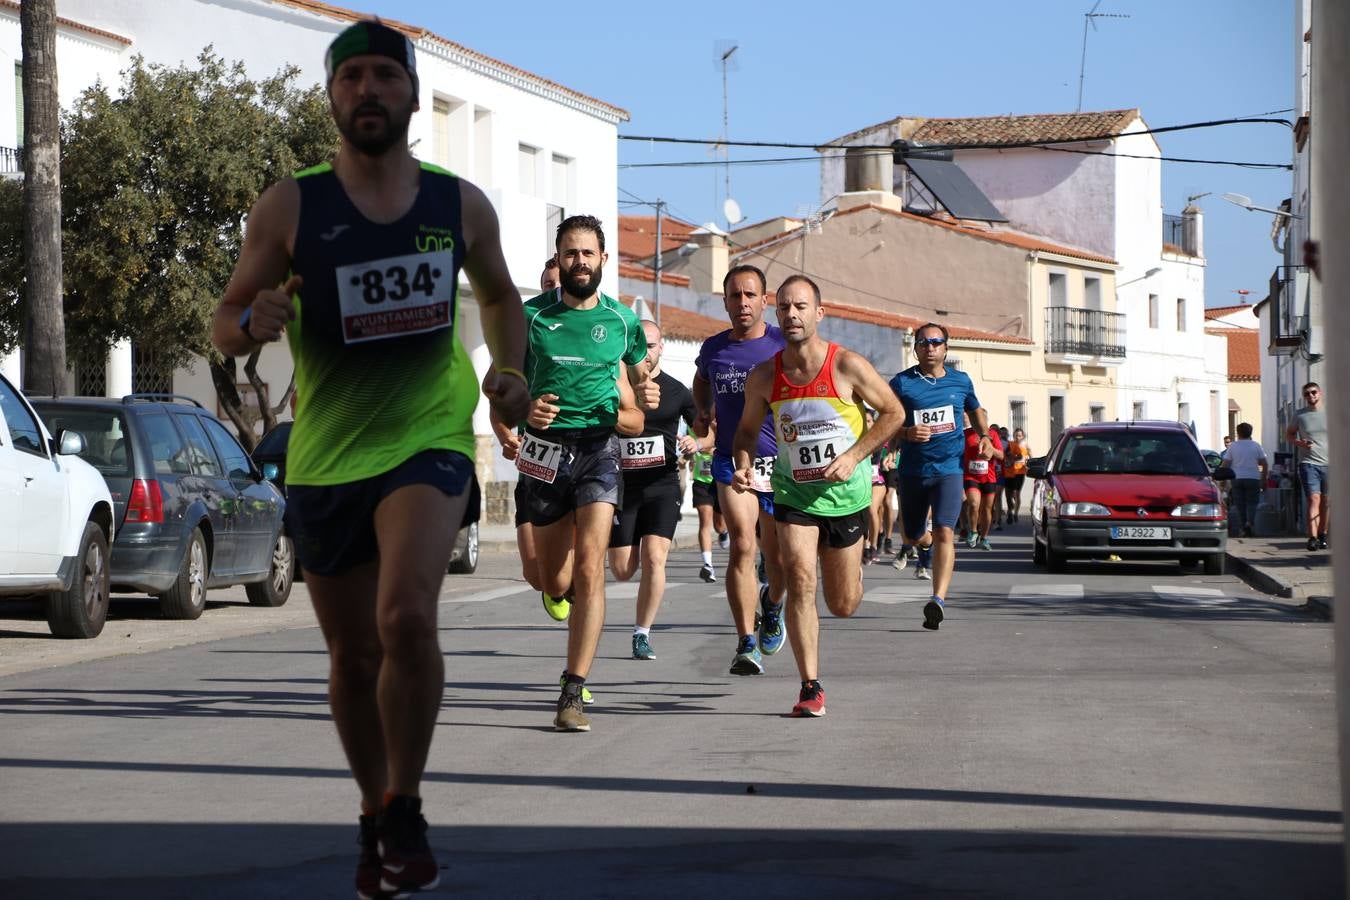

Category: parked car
[252, 421, 479, 574]
[29, 394, 292, 619]
[1027, 420, 1233, 574]
[0, 373, 115, 638]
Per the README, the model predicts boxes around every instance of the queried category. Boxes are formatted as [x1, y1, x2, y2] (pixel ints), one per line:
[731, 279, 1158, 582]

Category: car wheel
[1032, 534, 1046, 566]
[448, 522, 479, 574]
[47, 520, 110, 639]
[1202, 553, 1226, 576]
[1045, 539, 1066, 574]
[246, 532, 295, 607]
[159, 527, 208, 620]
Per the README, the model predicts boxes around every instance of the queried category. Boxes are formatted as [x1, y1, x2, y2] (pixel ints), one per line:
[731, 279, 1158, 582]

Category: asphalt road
[0, 526, 1339, 899]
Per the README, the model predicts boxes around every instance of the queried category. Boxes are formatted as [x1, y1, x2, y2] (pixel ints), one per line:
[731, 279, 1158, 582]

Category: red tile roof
[0, 0, 131, 44]
[909, 109, 1141, 146]
[618, 261, 691, 288]
[765, 294, 1032, 346]
[618, 215, 700, 262]
[1206, 328, 1261, 381]
[1204, 303, 1258, 322]
[270, 0, 628, 119]
[617, 296, 726, 342]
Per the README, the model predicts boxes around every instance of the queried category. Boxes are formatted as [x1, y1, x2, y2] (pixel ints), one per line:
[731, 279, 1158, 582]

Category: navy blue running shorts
[286, 449, 479, 577]
[899, 474, 964, 540]
[519, 429, 622, 528]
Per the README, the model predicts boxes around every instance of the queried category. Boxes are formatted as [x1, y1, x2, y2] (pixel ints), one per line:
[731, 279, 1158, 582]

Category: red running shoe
[379, 795, 440, 895]
[791, 680, 826, 717]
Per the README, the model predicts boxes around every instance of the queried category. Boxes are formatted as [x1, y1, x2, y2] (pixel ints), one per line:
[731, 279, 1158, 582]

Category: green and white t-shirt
[523, 290, 647, 430]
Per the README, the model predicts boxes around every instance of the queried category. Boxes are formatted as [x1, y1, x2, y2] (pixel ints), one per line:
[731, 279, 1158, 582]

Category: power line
[622, 148, 1289, 171]
[621, 155, 819, 170]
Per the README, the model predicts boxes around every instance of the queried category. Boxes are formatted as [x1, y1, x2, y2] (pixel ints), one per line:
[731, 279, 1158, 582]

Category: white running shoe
[915, 566, 931, 581]
[892, 551, 909, 571]
[699, 563, 717, 583]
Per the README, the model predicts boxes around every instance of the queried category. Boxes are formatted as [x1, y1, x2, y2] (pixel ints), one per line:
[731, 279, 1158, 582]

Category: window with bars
[1089, 403, 1105, 423]
[1009, 399, 1026, 433]
[132, 343, 173, 395]
[73, 351, 108, 397]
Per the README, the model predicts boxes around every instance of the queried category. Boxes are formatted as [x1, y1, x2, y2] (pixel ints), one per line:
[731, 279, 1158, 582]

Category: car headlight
[1172, 503, 1222, 517]
[1059, 501, 1111, 517]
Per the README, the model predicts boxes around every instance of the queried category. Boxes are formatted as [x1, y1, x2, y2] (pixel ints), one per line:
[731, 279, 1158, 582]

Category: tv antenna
[714, 41, 740, 229]
[1076, 2, 1130, 112]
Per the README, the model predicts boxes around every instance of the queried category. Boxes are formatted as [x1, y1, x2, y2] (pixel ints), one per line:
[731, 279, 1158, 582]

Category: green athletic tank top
[522, 289, 647, 430]
[768, 343, 871, 516]
[692, 450, 714, 484]
[285, 162, 477, 485]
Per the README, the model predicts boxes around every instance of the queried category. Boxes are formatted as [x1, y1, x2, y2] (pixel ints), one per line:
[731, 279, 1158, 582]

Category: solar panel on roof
[899, 157, 1008, 223]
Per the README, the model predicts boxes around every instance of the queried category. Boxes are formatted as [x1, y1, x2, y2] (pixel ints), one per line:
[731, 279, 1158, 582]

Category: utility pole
[1076, 3, 1130, 112]
[20, 0, 68, 395]
[720, 44, 738, 230]
[653, 200, 664, 326]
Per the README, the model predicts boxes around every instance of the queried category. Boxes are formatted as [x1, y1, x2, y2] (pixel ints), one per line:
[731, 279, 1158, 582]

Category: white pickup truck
[0, 372, 115, 638]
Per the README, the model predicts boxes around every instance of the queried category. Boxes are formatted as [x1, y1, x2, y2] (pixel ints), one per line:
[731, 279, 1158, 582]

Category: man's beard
[562, 263, 603, 299]
[336, 101, 413, 157]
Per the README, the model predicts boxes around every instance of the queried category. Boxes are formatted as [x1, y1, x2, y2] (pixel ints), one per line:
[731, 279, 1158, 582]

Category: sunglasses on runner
[915, 337, 947, 347]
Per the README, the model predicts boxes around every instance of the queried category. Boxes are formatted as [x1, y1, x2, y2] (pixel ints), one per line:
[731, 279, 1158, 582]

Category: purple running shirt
[695, 325, 786, 458]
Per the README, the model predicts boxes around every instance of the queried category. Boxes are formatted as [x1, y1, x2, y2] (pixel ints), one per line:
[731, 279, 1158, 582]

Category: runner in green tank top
[210, 20, 529, 897]
[733, 275, 903, 719]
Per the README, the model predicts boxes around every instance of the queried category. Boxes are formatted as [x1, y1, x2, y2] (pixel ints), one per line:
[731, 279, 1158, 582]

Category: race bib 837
[335, 249, 456, 344]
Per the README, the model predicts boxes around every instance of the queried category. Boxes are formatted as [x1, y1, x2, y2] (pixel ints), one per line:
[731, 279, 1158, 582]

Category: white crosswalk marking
[864, 583, 932, 605]
[1153, 585, 1235, 605]
[440, 585, 532, 604]
[1009, 584, 1085, 599]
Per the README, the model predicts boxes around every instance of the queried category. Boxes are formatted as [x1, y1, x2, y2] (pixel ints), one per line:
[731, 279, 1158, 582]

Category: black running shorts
[519, 429, 622, 528]
[286, 449, 479, 577]
[772, 503, 868, 549]
[691, 478, 718, 509]
[610, 473, 682, 547]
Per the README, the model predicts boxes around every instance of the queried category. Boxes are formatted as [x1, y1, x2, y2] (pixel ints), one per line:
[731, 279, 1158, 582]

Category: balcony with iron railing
[1044, 306, 1126, 367]
[1, 146, 22, 176]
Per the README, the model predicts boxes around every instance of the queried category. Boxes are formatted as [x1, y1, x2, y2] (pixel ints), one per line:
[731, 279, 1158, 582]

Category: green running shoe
[729, 635, 764, 675]
[632, 633, 656, 660]
[558, 674, 594, 704]
[542, 591, 571, 622]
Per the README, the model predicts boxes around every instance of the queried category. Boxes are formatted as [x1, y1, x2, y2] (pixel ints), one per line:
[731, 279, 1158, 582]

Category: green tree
[0, 49, 336, 448]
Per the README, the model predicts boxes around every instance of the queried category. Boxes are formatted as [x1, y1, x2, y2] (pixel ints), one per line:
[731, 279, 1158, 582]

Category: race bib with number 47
[516, 433, 563, 484]
[335, 249, 456, 344]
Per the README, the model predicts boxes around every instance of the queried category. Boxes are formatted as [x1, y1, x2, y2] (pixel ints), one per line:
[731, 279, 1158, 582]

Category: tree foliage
[0, 49, 336, 446]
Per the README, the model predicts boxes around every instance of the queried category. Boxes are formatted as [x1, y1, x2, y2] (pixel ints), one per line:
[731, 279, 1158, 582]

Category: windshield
[1055, 431, 1209, 477]
[31, 405, 132, 477]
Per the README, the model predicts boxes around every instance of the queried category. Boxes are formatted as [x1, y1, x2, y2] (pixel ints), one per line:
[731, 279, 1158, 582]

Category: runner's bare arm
[460, 180, 529, 427]
[823, 350, 904, 482]
[487, 400, 522, 460]
[692, 373, 713, 437]
[616, 372, 645, 437]
[730, 362, 773, 492]
[969, 407, 994, 455]
[213, 180, 300, 358]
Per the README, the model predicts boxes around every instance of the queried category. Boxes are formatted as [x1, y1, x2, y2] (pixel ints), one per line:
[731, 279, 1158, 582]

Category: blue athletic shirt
[888, 365, 982, 477]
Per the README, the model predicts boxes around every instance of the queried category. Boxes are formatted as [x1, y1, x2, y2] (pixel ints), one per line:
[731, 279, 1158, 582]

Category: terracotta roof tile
[618, 260, 691, 287]
[618, 214, 699, 261]
[1206, 328, 1261, 380]
[616, 297, 726, 342]
[764, 294, 1032, 346]
[269, 0, 628, 119]
[1204, 303, 1258, 322]
[0, 0, 131, 44]
[911, 109, 1140, 146]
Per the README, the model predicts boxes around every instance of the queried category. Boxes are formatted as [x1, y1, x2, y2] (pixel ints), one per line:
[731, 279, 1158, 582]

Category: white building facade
[819, 110, 1228, 446]
[2, 0, 626, 487]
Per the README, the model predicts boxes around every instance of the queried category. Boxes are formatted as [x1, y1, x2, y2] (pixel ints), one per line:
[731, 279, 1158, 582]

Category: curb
[1226, 551, 1333, 620]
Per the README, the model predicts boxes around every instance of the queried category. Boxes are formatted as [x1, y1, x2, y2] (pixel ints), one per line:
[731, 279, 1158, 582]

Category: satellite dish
[723, 197, 743, 226]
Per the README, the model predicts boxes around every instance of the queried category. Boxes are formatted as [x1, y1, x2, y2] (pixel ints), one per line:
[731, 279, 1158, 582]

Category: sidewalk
[1225, 535, 1334, 618]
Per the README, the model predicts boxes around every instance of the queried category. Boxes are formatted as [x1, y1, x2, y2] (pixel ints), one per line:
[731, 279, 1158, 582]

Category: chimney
[686, 228, 728, 296]
[1181, 204, 1204, 258]
[843, 147, 892, 193]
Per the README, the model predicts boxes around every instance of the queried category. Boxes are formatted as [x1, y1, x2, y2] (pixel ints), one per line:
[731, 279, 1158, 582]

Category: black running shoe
[1308, 537, 1319, 552]
[379, 795, 440, 895]
[355, 814, 381, 900]
[922, 600, 944, 631]
[1318, 536, 1328, 550]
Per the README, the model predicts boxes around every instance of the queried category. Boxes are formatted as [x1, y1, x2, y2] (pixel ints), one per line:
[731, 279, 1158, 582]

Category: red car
[1028, 421, 1232, 574]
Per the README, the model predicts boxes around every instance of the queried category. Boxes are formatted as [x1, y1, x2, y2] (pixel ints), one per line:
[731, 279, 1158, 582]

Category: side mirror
[262, 462, 279, 482]
[55, 429, 86, 456]
[1211, 466, 1235, 481]
[1027, 456, 1047, 479]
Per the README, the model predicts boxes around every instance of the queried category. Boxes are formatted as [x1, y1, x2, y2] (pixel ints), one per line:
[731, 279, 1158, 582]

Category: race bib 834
[335, 249, 456, 344]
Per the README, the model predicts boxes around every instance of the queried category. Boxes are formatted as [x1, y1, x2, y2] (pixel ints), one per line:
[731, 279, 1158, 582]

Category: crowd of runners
[212, 19, 1023, 898]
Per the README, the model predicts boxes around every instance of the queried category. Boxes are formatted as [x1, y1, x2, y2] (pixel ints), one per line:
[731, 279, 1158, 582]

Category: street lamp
[1222, 193, 1302, 219]
[1117, 266, 1162, 288]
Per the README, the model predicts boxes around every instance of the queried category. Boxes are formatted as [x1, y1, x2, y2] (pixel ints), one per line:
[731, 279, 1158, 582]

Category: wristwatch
[238, 307, 256, 342]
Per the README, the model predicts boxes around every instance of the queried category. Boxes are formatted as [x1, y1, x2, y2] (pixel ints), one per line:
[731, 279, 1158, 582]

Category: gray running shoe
[914, 566, 931, 581]
[632, 633, 656, 660]
[554, 688, 591, 731]
[892, 549, 909, 571]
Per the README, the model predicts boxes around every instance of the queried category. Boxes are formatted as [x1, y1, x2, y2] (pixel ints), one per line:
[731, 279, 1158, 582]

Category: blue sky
[370, 0, 1294, 307]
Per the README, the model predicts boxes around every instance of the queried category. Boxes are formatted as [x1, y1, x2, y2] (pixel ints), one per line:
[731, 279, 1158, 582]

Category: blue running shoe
[729, 635, 763, 675]
[632, 633, 656, 660]
[757, 585, 786, 656]
[923, 598, 945, 631]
